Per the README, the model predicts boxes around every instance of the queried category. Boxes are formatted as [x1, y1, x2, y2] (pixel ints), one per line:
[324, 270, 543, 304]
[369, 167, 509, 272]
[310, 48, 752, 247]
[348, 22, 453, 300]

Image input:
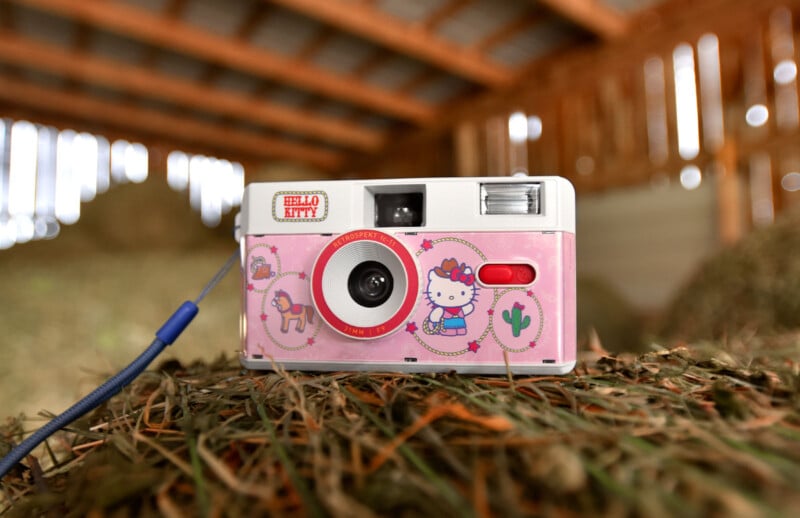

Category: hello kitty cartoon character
[425, 258, 478, 336]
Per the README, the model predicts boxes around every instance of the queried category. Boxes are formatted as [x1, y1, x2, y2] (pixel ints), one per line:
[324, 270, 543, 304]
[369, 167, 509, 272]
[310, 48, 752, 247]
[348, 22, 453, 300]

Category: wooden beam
[193, 3, 275, 87]
[347, 0, 786, 183]
[472, 11, 548, 52]
[11, 0, 432, 123]
[716, 139, 744, 245]
[421, 0, 472, 31]
[267, 0, 514, 87]
[398, 68, 439, 95]
[0, 32, 383, 151]
[295, 25, 338, 61]
[0, 75, 342, 169]
[418, 0, 792, 131]
[350, 48, 393, 79]
[537, 0, 629, 40]
[0, 101, 266, 172]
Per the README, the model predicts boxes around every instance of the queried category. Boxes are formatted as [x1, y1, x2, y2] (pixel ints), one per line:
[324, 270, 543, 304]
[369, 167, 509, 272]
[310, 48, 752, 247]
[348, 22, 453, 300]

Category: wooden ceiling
[0, 0, 668, 175]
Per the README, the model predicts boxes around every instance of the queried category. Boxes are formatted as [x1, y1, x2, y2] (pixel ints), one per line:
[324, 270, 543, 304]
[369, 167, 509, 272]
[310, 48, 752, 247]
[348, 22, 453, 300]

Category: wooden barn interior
[1, 0, 799, 413]
[5, 1, 800, 514]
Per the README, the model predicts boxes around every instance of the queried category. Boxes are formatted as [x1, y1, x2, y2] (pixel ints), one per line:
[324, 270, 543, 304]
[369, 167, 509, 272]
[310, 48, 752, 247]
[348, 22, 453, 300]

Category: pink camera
[237, 176, 575, 374]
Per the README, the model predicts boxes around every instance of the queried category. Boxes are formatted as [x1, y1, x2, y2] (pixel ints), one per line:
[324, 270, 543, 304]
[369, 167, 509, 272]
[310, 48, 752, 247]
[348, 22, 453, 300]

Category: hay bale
[577, 276, 645, 353]
[77, 179, 234, 251]
[661, 207, 800, 341]
[2, 341, 799, 516]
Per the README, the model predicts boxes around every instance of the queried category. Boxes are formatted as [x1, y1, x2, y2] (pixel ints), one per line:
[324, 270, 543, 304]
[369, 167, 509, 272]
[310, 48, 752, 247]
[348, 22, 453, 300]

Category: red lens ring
[311, 231, 419, 339]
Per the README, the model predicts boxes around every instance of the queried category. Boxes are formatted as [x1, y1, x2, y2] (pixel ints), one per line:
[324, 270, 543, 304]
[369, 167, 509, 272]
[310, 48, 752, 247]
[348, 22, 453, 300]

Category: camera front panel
[241, 230, 575, 374]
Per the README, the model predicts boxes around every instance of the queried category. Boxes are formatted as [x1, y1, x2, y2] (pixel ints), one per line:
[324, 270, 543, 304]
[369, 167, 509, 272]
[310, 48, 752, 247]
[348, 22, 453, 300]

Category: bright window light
[181, 151, 245, 227]
[167, 151, 190, 191]
[189, 154, 207, 211]
[74, 132, 99, 202]
[124, 143, 148, 183]
[231, 162, 245, 207]
[35, 126, 59, 240]
[508, 111, 528, 143]
[527, 115, 543, 141]
[774, 59, 798, 85]
[96, 136, 111, 195]
[673, 44, 701, 160]
[0, 120, 11, 249]
[0, 119, 7, 216]
[35, 126, 57, 218]
[201, 158, 222, 227]
[218, 159, 235, 212]
[55, 130, 80, 225]
[781, 172, 800, 191]
[679, 165, 702, 190]
[746, 104, 769, 127]
[9, 121, 38, 217]
[0, 118, 151, 245]
[697, 33, 725, 151]
[110, 139, 130, 184]
[9, 121, 39, 243]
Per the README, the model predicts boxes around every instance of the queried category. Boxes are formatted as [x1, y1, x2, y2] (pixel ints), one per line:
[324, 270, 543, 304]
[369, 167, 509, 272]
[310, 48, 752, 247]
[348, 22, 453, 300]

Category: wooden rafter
[267, 0, 514, 87]
[398, 68, 439, 95]
[0, 32, 383, 151]
[194, 3, 275, 87]
[537, 0, 629, 40]
[11, 0, 433, 123]
[472, 10, 548, 52]
[350, 48, 393, 79]
[139, 0, 189, 69]
[0, 101, 265, 172]
[0, 75, 342, 169]
[421, 0, 472, 31]
[295, 25, 338, 62]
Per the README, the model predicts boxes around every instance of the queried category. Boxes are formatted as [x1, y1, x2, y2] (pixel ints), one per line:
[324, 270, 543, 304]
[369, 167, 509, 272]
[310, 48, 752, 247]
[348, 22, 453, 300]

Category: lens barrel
[347, 261, 393, 308]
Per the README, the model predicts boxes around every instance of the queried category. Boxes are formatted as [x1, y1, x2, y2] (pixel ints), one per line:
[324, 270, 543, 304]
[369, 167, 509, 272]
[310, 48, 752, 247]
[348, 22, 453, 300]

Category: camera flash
[480, 183, 541, 215]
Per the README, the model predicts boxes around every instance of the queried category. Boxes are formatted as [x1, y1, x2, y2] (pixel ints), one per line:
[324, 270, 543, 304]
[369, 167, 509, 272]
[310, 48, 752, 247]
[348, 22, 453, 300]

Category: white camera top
[236, 176, 575, 238]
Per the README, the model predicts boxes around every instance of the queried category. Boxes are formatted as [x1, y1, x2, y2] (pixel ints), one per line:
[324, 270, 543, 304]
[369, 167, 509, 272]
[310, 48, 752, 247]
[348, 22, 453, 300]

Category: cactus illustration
[502, 302, 531, 338]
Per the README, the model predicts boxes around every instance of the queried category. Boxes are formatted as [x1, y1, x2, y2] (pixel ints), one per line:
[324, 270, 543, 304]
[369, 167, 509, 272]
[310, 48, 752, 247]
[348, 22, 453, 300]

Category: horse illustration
[271, 290, 314, 333]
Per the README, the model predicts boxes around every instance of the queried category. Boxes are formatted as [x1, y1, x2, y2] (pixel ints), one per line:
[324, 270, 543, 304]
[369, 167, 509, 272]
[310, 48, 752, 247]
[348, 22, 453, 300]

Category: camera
[236, 176, 575, 374]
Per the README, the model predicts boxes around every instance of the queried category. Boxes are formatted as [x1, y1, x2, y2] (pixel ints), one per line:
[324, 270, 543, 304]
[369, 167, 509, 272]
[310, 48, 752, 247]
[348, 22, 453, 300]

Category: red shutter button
[478, 264, 536, 285]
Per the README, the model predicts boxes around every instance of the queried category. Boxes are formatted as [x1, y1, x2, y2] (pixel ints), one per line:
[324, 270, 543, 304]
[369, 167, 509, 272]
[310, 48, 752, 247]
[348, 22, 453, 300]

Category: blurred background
[1, 0, 799, 416]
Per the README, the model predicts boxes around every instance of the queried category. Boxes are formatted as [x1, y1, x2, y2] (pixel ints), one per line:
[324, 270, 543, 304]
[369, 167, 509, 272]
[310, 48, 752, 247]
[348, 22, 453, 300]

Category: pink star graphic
[307, 338, 315, 346]
[468, 341, 480, 353]
[529, 341, 537, 349]
[260, 313, 268, 321]
[421, 239, 433, 251]
[526, 290, 533, 297]
[270, 246, 278, 254]
[405, 322, 418, 334]
[299, 272, 307, 280]
[487, 309, 494, 316]
[247, 283, 254, 291]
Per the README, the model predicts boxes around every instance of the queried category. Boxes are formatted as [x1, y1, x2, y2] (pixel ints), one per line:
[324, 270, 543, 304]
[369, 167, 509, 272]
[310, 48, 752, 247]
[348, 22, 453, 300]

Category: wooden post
[454, 121, 481, 177]
[485, 115, 509, 176]
[716, 139, 743, 244]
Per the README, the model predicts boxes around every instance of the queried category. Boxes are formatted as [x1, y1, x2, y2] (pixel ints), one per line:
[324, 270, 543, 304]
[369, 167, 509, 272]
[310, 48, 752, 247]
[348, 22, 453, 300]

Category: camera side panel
[240, 231, 575, 374]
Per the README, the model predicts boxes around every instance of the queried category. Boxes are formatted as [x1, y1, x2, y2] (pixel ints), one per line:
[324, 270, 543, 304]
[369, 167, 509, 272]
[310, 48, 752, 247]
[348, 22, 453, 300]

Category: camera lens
[348, 261, 394, 308]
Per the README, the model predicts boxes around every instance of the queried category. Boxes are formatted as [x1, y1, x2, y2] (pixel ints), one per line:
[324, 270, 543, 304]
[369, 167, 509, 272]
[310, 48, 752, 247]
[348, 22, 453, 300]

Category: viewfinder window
[374, 192, 424, 227]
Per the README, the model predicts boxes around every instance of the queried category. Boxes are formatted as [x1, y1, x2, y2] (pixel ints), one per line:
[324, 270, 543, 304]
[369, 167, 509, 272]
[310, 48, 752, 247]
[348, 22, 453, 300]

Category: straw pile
[2, 336, 799, 517]
[661, 207, 800, 341]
